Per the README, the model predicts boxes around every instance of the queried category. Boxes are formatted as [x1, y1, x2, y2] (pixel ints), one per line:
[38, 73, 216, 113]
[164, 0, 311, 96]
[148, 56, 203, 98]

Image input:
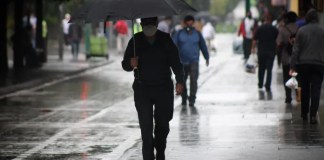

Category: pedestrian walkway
[0, 34, 324, 160]
[122, 36, 324, 160]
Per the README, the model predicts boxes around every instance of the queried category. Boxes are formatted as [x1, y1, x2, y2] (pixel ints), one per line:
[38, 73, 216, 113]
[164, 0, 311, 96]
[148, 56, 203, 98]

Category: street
[1, 34, 324, 160]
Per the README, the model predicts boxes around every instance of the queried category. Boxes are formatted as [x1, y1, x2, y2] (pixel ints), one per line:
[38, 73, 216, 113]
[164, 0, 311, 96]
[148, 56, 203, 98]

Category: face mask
[142, 25, 157, 37]
[185, 26, 193, 32]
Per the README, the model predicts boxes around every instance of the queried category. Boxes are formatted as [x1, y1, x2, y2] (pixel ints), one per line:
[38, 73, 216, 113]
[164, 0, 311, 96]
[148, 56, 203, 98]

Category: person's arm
[198, 32, 209, 66]
[251, 27, 259, 53]
[238, 20, 244, 36]
[290, 30, 302, 73]
[172, 30, 180, 46]
[122, 38, 135, 71]
[167, 36, 184, 95]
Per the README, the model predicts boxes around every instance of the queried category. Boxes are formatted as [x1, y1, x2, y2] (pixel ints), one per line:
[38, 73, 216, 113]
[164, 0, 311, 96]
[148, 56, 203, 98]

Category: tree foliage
[210, 0, 241, 18]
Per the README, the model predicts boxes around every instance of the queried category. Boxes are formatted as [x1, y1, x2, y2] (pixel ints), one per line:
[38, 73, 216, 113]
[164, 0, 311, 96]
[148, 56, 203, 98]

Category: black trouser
[297, 64, 324, 117]
[282, 65, 292, 101]
[182, 62, 199, 105]
[258, 54, 275, 90]
[243, 38, 252, 60]
[133, 80, 174, 160]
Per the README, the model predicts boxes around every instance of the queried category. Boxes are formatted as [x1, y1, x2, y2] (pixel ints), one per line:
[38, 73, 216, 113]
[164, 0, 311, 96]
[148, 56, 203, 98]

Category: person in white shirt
[62, 13, 71, 46]
[202, 22, 216, 52]
[157, 16, 172, 34]
[238, 11, 258, 62]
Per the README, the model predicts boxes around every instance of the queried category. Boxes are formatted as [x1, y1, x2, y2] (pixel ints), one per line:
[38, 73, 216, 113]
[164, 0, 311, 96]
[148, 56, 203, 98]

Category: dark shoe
[265, 87, 271, 92]
[310, 116, 317, 124]
[189, 103, 194, 107]
[301, 115, 308, 121]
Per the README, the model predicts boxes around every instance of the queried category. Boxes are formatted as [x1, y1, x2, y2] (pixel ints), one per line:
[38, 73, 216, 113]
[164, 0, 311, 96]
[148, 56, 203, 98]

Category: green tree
[210, 0, 240, 18]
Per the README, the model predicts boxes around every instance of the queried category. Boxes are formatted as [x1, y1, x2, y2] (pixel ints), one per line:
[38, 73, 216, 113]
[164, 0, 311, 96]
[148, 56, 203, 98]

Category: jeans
[258, 54, 275, 90]
[182, 62, 199, 104]
[243, 38, 252, 60]
[71, 40, 80, 59]
[133, 80, 174, 160]
[297, 64, 324, 117]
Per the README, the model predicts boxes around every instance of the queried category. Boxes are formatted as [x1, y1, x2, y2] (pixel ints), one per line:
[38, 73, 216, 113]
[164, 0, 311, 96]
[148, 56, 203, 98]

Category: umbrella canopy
[71, 0, 196, 23]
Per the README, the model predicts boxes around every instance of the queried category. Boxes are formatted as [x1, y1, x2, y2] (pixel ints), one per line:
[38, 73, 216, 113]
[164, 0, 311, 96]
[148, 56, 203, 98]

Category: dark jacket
[68, 23, 82, 41]
[254, 23, 278, 56]
[290, 23, 324, 69]
[122, 30, 184, 85]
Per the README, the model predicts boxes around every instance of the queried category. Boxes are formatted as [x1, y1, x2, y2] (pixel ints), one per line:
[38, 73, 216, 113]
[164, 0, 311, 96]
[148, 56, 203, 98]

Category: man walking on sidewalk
[252, 14, 278, 92]
[238, 11, 258, 62]
[290, 9, 324, 124]
[122, 17, 184, 160]
[173, 15, 209, 107]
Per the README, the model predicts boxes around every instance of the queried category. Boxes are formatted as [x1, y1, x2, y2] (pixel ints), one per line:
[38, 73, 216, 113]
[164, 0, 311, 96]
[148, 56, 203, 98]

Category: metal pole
[246, 0, 251, 15]
[132, 19, 139, 80]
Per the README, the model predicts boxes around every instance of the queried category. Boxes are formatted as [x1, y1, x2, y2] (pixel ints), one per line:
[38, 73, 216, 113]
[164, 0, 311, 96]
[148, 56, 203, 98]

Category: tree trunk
[36, 0, 45, 63]
[58, 3, 64, 60]
[0, 0, 9, 76]
[13, 0, 25, 70]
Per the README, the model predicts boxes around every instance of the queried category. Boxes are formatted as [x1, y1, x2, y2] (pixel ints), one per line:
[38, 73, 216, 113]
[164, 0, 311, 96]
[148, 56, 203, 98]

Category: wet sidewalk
[0, 34, 324, 160]
[123, 36, 324, 159]
[0, 48, 114, 98]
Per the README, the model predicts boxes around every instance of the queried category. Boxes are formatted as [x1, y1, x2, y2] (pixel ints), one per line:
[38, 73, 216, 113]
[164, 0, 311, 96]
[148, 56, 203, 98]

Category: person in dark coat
[68, 23, 82, 60]
[290, 9, 324, 124]
[276, 11, 298, 103]
[122, 17, 184, 160]
[252, 14, 278, 92]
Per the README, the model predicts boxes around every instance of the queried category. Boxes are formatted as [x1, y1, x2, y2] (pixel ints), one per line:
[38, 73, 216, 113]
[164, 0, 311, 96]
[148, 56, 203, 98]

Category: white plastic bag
[285, 73, 298, 89]
[245, 53, 258, 73]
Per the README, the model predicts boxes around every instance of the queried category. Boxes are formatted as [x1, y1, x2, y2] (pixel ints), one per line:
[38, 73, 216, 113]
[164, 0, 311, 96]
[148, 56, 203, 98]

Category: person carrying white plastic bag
[245, 52, 258, 73]
[285, 72, 298, 89]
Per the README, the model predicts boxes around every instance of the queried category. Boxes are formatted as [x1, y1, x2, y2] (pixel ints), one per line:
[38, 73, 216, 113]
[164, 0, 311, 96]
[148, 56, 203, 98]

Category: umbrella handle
[132, 19, 139, 80]
[132, 19, 136, 57]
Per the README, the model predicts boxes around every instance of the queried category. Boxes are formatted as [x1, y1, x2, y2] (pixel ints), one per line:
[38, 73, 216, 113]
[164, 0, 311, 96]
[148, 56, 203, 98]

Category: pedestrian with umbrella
[122, 17, 184, 160]
[70, 0, 196, 159]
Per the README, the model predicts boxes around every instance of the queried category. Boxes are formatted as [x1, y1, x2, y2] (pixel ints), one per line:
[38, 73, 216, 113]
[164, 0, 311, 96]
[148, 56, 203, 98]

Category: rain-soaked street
[1, 34, 324, 160]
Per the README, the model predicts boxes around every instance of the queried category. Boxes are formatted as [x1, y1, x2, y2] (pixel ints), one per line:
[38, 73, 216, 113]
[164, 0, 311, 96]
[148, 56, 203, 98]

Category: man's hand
[130, 56, 138, 69]
[289, 69, 296, 76]
[206, 60, 209, 67]
[175, 83, 184, 95]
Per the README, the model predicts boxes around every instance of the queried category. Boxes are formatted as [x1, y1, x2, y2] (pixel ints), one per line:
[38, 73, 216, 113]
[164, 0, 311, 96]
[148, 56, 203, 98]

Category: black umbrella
[71, 0, 196, 73]
[71, 0, 196, 23]
[71, 0, 196, 55]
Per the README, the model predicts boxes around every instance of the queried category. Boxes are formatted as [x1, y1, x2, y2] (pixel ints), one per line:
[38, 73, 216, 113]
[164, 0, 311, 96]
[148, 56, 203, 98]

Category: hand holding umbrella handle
[130, 56, 139, 69]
